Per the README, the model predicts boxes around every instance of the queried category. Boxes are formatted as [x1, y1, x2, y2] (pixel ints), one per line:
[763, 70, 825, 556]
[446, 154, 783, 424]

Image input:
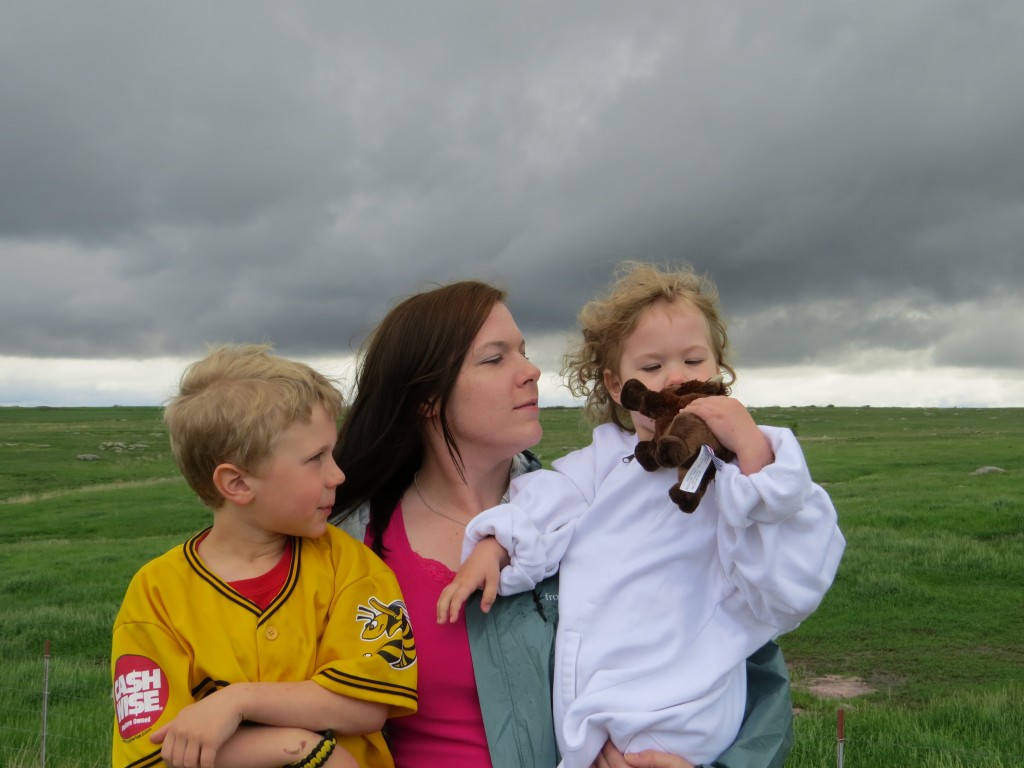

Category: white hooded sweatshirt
[464, 424, 845, 768]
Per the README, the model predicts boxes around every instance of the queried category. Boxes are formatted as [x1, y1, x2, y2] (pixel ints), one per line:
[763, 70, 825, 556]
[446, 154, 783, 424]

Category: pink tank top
[373, 503, 492, 767]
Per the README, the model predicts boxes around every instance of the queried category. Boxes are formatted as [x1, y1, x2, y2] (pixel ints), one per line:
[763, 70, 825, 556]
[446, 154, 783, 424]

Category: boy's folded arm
[218, 679, 388, 735]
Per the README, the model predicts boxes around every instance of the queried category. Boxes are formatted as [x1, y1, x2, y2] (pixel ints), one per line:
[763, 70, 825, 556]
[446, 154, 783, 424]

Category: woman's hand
[436, 536, 509, 622]
[592, 740, 695, 768]
[683, 395, 773, 475]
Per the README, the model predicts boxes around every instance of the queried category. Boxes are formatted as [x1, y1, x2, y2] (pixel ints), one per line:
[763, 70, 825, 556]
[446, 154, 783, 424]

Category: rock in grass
[971, 466, 1004, 475]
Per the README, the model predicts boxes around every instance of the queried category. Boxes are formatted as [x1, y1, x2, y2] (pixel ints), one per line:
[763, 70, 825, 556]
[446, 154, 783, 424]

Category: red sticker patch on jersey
[114, 654, 168, 739]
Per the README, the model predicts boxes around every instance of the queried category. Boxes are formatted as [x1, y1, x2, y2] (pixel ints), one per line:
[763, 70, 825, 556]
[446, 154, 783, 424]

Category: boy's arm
[151, 680, 385, 765]
[437, 536, 509, 622]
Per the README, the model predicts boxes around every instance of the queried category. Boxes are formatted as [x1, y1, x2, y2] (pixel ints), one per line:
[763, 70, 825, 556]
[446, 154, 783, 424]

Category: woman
[330, 280, 794, 768]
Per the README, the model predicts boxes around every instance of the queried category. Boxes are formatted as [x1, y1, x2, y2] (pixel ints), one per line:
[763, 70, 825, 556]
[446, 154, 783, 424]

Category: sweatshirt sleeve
[464, 460, 593, 595]
[710, 425, 846, 633]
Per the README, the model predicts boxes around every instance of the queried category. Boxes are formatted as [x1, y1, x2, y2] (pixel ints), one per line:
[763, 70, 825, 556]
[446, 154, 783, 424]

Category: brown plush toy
[619, 377, 736, 513]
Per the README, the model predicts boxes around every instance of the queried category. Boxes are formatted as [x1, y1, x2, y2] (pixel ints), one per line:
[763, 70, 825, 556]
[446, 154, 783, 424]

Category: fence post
[41, 639, 52, 768]
[836, 708, 845, 768]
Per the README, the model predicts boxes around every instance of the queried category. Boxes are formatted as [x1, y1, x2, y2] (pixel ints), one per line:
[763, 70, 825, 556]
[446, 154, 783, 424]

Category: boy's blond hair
[164, 344, 343, 507]
[562, 261, 735, 431]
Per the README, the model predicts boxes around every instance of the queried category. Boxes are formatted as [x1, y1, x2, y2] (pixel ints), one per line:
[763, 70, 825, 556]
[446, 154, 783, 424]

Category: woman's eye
[483, 356, 502, 365]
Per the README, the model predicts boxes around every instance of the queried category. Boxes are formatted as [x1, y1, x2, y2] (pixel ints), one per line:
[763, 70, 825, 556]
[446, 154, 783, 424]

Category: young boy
[112, 344, 417, 768]
[439, 262, 845, 768]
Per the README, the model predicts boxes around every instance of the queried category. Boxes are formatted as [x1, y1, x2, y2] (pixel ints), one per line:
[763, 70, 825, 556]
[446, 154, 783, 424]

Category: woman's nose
[523, 358, 541, 383]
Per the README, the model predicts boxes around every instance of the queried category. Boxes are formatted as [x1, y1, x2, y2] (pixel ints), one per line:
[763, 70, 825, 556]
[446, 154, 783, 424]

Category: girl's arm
[437, 536, 510, 622]
[462, 464, 593, 595]
[706, 420, 845, 632]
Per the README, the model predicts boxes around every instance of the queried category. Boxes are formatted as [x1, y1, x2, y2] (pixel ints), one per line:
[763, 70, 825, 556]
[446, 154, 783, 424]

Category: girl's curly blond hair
[562, 261, 735, 431]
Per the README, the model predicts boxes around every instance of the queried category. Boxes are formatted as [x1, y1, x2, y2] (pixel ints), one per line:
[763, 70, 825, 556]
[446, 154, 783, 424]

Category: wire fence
[3, 643, 1022, 768]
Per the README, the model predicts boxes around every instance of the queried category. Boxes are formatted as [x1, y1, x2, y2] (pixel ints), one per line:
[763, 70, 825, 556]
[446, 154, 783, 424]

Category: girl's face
[604, 299, 719, 441]
[442, 302, 543, 465]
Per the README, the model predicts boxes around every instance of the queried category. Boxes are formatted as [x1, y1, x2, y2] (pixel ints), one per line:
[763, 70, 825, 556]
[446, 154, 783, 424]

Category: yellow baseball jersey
[112, 525, 417, 767]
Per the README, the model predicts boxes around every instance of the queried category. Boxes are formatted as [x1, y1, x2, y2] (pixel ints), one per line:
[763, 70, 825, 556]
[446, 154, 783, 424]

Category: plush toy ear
[618, 379, 651, 412]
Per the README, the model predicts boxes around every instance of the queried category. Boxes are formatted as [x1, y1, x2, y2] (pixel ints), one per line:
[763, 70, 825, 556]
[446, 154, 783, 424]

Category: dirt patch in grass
[801, 675, 876, 699]
[1, 477, 180, 505]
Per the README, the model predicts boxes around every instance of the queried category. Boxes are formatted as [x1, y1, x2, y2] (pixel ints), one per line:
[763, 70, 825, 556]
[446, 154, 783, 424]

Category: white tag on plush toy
[679, 445, 723, 493]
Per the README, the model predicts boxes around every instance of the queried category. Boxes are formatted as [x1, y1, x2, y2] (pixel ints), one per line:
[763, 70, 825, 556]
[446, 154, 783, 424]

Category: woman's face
[442, 302, 542, 464]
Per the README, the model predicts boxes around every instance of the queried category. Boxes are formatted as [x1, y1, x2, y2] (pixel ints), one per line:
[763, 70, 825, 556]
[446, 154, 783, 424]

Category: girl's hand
[436, 536, 508, 623]
[592, 740, 695, 768]
[683, 395, 773, 475]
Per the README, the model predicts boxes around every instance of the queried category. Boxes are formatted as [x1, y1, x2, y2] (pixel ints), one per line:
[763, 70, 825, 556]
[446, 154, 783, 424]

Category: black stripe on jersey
[191, 677, 229, 699]
[182, 530, 262, 617]
[124, 749, 162, 767]
[259, 536, 302, 627]
[319, 669, 418, 705]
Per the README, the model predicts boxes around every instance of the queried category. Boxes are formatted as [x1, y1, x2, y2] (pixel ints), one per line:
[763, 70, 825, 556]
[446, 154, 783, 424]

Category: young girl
[439, 262, 846, 768]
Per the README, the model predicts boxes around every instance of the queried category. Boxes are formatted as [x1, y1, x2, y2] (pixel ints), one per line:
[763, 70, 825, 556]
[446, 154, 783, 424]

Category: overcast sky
[3, 1, 1023, 409]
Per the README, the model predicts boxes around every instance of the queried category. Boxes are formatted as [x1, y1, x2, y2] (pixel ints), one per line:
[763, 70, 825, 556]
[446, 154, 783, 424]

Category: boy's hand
[683, 395, 773, 475]
[436, 536, 508, 623]
[150, 691, 243, 768]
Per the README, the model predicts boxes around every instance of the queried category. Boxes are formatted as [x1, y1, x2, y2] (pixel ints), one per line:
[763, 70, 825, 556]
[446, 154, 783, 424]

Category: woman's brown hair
[332, 280, 506, 554]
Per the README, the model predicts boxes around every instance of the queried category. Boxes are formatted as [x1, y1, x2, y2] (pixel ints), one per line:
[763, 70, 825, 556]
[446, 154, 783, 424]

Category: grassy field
[1, 405, 1022, 767]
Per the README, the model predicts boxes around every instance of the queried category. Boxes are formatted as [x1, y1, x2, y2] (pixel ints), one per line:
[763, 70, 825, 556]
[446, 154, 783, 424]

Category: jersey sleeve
[111, 582, 196, 767]
[709, 425, 846, 632]
[313, 549, 418, 718]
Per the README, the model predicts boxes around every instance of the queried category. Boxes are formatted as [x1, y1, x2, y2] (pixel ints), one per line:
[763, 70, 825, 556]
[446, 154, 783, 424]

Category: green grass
[1, 405, 1023, 766]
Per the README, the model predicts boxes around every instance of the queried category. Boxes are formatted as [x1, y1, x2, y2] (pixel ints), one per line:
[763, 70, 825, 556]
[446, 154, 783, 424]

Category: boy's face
[604, 300, 719, 441]
[244, 402, 344, 539]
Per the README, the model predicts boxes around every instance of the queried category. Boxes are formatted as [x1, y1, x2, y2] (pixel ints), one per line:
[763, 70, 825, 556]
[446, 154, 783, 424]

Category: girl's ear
[213, 463, 255, 506]
[604, 368, 623, 406]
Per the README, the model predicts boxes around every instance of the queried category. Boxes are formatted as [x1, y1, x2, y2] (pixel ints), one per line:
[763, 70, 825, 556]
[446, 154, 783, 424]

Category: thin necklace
[413, 472, 468, 526]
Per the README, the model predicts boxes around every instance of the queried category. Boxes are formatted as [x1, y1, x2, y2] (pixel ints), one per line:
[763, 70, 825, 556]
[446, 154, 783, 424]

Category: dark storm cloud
[2, 1, 1023, 371]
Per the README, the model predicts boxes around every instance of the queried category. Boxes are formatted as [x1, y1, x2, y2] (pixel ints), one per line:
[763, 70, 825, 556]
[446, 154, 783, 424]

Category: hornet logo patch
[356, 596, 417, 669]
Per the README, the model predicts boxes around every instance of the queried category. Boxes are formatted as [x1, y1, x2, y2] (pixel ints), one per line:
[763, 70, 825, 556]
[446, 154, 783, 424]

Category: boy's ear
[604, 368, 623, 406]
[212, 463, 255, 505]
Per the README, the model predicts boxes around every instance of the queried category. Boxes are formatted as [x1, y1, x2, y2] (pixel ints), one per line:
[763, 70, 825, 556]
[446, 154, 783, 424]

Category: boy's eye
[640, 364, 661, 372]
[685, 359, 705, 366]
